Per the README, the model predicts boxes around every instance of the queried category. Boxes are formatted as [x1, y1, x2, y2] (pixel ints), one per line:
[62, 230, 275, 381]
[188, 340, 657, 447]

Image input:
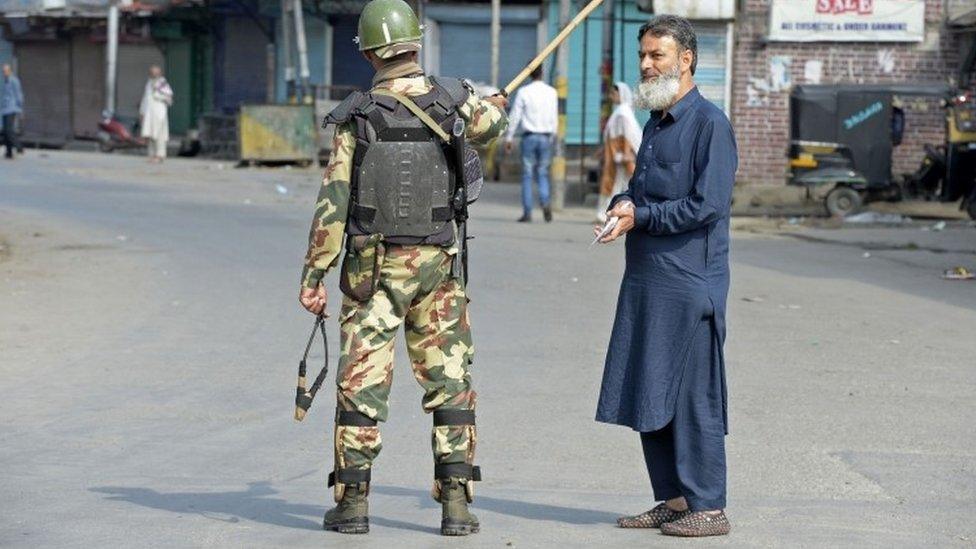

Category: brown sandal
[659, 510, 731, 537]
[617, 503, 690, 528]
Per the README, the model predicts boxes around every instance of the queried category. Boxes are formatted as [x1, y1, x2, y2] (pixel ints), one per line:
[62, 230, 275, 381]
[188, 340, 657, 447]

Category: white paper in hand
[591, 216, 619, 246]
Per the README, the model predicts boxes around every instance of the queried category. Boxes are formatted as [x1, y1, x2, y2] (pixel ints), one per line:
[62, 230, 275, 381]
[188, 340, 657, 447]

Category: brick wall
[730, 0, 966, 186]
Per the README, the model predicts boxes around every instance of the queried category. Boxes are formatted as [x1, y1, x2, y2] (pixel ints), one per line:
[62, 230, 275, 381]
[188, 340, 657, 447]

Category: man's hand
[299, 285, 328, 316]
[485, 94, 509, 110]
[593, 201, 635, 243]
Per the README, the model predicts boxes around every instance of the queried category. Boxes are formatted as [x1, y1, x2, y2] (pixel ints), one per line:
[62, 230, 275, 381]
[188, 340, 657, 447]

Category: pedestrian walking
[594, 15, 738, 537]
[504, 65, 558, 222]
[139, 65, 172, 163]
[298, 0, 508, 536]
[1, 63, 24, 160]
[596, 82, 642, 223]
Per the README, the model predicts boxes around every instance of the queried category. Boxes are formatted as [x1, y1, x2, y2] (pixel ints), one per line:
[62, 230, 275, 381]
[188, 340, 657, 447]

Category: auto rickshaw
[786, 84, 976, 219]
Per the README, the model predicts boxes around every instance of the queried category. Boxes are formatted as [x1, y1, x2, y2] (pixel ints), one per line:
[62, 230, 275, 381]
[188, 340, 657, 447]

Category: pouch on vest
[339, 234, 386, 302]
[461, 146, 484, 204]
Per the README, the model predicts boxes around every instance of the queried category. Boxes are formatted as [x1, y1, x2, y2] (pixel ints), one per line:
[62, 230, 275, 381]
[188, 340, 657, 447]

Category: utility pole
[599, 0, 614, 134]
[105, 0, 119, 114]
[490, 0, 500, 89]
[552, 0, 571, 211]
[292, 0, 312, 103]
[281, 0, 295, 102]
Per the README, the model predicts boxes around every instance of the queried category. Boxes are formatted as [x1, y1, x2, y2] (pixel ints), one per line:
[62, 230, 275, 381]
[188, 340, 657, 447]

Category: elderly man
[1, 64, 24, 159]
[594, 15, 738, 537]
[139, 65, 173, 163]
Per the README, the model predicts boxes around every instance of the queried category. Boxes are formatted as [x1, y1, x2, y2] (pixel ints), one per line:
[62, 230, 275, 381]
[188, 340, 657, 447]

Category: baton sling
[294, 313, 329, 421]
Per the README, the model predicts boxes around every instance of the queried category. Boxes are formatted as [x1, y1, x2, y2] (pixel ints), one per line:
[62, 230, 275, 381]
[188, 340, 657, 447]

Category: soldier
[298, 0, 508, 537]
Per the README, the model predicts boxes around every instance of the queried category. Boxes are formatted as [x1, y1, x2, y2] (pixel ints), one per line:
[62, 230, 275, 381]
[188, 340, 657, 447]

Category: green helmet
[357, 0, 423, 56]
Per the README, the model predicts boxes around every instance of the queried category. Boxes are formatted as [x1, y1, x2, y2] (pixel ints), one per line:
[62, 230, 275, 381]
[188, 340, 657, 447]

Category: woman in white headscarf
[596, 82, 642, 223]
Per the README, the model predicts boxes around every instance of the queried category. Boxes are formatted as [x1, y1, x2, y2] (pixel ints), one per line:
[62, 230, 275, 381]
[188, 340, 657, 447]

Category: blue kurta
[596, 87, 738, 433]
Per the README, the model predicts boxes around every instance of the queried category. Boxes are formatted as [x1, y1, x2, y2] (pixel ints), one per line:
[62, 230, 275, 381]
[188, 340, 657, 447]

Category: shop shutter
[71, 34, 105, 139]
[330, 14, 373, 95]
[16, 41, 71, 144]
[219, 16, 270, 110]
[436, 21, 537, 86]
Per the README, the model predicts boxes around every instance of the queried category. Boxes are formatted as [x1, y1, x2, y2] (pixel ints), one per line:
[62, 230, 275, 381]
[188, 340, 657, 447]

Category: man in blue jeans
[504, 65, 558, 223]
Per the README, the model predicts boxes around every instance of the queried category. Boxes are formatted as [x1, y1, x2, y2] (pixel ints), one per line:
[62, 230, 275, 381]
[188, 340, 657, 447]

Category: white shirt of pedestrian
[140, 76, 173, 143]
[504, 79, 559, 142]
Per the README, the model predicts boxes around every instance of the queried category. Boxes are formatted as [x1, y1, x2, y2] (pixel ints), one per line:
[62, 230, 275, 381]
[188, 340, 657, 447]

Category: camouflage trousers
[334, 242, 476, 480]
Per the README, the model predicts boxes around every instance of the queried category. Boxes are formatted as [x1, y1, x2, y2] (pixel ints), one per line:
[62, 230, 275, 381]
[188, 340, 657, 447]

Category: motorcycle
[96, 110, 145, 152]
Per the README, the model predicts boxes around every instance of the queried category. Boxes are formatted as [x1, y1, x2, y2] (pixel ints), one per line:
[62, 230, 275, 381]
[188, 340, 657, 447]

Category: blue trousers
[640, 318, 727, 511]
[520, 133, 551, 214]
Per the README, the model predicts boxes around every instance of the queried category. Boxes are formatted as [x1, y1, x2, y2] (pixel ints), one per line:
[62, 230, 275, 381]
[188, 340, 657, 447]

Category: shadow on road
[90, 482, 322, 531]
[89, 482, 619, 532]
[371, 485, 620, 525]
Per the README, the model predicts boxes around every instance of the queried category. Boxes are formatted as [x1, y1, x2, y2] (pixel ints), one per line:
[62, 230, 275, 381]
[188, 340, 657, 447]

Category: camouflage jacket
[301, 75, 508, 289]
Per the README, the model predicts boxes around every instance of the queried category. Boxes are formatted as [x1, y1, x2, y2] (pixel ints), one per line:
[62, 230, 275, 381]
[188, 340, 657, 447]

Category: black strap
[337, 410, 377, 427]
[328, 468, 372, 487]
[431, 206, 454, 222]
[435, 463, 481, 481]
[294, 314, 328, 418]
[433, 409, 476, 426]
[352, 204, 449, 225]
[352, 205, 376, 223]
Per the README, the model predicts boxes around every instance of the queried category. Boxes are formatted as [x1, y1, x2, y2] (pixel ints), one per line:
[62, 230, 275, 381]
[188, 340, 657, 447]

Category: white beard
[634, 65, 680, 111]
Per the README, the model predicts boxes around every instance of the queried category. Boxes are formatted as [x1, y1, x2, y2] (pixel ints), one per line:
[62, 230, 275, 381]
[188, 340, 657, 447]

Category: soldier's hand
[600, 202, 635, 243]
[486, 94, 509, 110]
[299, 285, 329, 316]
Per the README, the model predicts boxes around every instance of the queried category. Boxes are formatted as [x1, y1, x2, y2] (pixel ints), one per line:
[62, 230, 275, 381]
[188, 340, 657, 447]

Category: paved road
[1, 151, 974, 547]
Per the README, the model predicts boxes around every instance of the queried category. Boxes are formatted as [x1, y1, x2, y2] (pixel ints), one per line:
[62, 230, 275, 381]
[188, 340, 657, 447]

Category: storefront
[731, 0, 963, 185]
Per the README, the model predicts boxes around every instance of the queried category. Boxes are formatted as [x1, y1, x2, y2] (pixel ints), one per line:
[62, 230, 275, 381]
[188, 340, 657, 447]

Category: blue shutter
[437, 22, 537, 86]
[330, 14, 373, 93]
[426, 4, 540, 86]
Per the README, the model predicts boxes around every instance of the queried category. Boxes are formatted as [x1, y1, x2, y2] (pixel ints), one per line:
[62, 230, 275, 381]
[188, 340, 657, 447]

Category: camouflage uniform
[301, 75, 507, 496]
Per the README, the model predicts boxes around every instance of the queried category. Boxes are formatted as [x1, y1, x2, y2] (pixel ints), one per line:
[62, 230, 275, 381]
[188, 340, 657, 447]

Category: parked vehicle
[786, 84, 976, 219]
[97, 111, 145, 152]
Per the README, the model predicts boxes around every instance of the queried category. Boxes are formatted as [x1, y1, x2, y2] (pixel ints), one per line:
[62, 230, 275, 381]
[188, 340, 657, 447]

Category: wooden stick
[501, 0, 607, 97]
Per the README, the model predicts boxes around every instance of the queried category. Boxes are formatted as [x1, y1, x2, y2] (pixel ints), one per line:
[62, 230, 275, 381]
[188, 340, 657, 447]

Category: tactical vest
[324, 76, 471, 246]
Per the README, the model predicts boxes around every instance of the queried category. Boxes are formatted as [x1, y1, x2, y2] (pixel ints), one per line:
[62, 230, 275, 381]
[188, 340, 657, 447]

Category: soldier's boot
[323, 482, 369, 534]
[438, 478, 480, 536]
[431, 409, 481, 535]
[325, 409, 377, 534]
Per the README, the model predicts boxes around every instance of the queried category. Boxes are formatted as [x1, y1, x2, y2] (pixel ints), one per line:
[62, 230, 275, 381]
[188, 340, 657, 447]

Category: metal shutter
[436, 21, 537, 86]
[16, 41, 71, 144]
[71, 34, 105, 139]
[219, 16, 269, 110]
[330, 14, 373, 94]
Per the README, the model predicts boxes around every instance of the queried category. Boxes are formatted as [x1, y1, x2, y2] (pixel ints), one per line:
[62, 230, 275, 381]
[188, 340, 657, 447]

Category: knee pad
[432, 409, 480, 503]
[330, 410, 377, 502]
